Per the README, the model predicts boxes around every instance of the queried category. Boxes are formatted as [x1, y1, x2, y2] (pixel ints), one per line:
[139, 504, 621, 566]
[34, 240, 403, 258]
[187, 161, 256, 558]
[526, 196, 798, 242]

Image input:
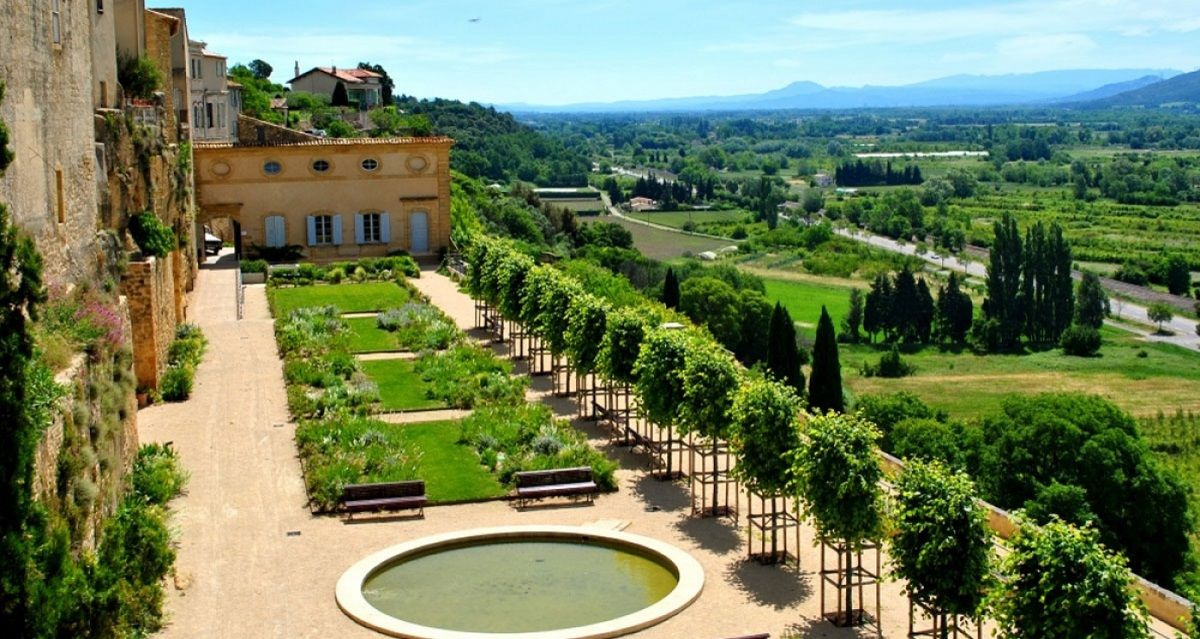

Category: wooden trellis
[819, 540, 882, 636]
[746, 492, 799, 566]
[688, 435, 738, 520]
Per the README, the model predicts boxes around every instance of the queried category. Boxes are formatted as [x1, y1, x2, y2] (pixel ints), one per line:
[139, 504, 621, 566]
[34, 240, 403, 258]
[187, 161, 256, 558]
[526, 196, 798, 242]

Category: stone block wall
[236, 114, 318, 146]
[122, 256, 178, 390]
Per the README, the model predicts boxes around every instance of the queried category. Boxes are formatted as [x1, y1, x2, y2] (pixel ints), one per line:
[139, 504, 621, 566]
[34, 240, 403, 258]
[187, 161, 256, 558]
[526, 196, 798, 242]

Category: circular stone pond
[336, 525, 705, 639]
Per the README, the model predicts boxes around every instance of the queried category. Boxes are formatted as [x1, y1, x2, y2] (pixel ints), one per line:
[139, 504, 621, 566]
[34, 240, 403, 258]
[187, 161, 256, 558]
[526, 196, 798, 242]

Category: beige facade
[91, 0, 119, 108]
[194, 137, 453, 260]
[154, 8, 193, 137]
[1, 0, 102, 285]
[288, 66, 383, 108]
[188, 39, 236, 142]
[113, 0, 146, 60]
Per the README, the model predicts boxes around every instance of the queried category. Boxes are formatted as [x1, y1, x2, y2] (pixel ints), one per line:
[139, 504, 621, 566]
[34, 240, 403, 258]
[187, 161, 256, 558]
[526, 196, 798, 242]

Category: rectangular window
[100, 81, 108, 108]
[51, 0, 62, 44]
[314, 215, 334, 245]
[205, 103, 213, 128]
[191, 59, 201, 79]
[97, 0, 104, 13]
[362, 213, 381, 243]
[55, 169, 65, 224]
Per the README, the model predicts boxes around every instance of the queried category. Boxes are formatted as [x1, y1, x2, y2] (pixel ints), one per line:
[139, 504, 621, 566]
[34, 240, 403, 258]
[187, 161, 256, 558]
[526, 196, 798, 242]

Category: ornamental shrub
[159, 365, 193, 401]
[1059, 324, 1101, 357]
[128, 212, 176, 258]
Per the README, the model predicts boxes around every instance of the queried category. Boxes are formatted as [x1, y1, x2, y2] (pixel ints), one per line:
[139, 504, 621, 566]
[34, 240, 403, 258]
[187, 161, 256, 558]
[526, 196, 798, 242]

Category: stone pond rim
[335, 524, 706, 639]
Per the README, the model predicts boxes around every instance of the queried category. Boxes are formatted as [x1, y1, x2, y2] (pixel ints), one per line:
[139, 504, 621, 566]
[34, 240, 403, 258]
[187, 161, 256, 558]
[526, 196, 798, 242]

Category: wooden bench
[340, 480, 426, 518]
[514, 467, 599, 508]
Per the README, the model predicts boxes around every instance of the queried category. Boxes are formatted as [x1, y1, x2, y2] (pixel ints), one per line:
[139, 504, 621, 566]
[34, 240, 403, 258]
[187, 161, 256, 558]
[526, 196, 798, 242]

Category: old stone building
[195, 118, 453, 261]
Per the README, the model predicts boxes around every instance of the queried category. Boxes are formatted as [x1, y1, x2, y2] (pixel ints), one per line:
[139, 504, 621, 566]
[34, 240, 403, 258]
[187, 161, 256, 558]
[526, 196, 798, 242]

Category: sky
[176, 0, 1200, 106]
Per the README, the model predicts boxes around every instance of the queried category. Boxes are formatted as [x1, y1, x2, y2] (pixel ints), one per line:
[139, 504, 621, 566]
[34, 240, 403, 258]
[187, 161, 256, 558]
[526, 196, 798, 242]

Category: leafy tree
[0, 104, 48, 631]
[324, 119, 356, 138]
[855, 391, 944, 450]
[736, 290, 773, 365]
[1023, 481, 1097, 528]
[1059, 324, 1101, 356]
[766, 303, 804, 394]
[801, 188, 824, 214]
[1163, 254, 1192, 296]
[536, 276, 579, 356]
[118, 55, 162, 100]
[992, 519, 1149, 639]
[564, 293, 609, 374]
[357, 62, 395, 104]
[842, 288, 863, 343]
[808, 306, 844, 413]
[729, 377, 802, 555]
[1147, 301, 1174, 332]
[679, 277, 741, 352]
[331, 81, 349, 107]
[791, 412, 885, 625]
[891, 461, 992, 632]
[661, 267, 679, 309]
[679, 343, 740, 514]
[597, 307, 652, 385]
[1075, 271, 1109, 329]
[934, 272, 973, 344]
[633, 328, 692, 430]
[889, 418, 976, 470]
[248, 59, 273, 80]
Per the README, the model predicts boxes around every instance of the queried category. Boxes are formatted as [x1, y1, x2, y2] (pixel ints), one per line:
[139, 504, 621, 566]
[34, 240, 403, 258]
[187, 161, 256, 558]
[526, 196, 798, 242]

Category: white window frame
[362, 213, 381, 243]
[313, 215, 334, 245]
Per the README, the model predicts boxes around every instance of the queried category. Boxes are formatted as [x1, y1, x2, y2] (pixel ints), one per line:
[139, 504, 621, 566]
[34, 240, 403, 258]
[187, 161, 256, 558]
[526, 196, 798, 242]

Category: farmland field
[605, 215, 735, 260]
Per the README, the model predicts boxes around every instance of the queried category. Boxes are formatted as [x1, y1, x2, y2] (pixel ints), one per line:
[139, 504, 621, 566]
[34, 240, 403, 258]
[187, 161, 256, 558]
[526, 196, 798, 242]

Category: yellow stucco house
[194, 123, 453, 261]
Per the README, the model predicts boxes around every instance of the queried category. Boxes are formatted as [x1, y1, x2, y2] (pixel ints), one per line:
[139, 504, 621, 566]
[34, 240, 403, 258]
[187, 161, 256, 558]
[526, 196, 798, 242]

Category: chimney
[294, 60, 299, 78]
[332, 65, 337, 74]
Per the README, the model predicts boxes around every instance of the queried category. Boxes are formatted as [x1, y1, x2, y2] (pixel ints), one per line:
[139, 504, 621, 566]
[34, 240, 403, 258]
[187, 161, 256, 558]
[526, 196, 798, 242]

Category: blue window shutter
[331, 214, 343, 245]
[306, 216, 316, 245]
[380, 213, 391, 244]
[354, 214, 364, 244]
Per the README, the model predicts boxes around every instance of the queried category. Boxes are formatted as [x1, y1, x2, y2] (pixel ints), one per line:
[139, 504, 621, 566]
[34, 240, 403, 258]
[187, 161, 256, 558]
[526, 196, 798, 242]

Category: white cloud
[203, 32, 524, 70]
[995, 33, 1097, 62]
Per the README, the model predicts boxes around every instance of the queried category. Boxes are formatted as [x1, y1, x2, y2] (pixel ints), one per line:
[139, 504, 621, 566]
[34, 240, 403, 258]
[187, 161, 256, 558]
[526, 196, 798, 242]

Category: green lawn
[361, 359, 445, 411]
[842, 327, 1200, 420]
[761, 276, 857, 335]
[401, 420, 507, 502]
[345, 317, 398, 353]
[269, 282, 411, 317]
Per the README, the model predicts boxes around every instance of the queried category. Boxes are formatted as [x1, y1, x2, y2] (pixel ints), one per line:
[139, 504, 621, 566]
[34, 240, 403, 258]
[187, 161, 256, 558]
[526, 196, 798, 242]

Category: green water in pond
[361, 539, 679, 633]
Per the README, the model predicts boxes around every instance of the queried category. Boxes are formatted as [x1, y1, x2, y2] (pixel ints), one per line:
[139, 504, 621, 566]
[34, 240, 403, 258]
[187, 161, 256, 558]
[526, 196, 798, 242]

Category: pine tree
[766, 303, 805, 394]
[935, 272, 974, 343]
[892, 269, 919, 342]
[1075, 271, 1109, 329]
[842, 288, 864, 343]
[914, 277, 935, 343]
[661, 267, 680, 309]
[863, 274, 893, 343]
[808, 306, 844, 413]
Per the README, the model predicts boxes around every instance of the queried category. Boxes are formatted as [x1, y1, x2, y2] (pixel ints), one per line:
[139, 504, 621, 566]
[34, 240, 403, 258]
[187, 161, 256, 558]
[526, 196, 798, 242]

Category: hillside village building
[288, 65, 384, 108]
[194, 120, 453, 260]
[187, 39, 240, 142]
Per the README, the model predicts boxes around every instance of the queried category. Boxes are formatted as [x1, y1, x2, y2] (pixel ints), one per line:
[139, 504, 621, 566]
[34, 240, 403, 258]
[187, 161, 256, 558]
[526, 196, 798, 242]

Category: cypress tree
[863, 274, 893, 343]
[893, 269, 919, 343]
[331, 80, 349, 106]
[808, 306, 844, 413]
[843, 288, 864, 343]
[766, 303, 805, 394]
[1049, 223, 1074, 340]
[661, 267, 680, 309]
[983, 213, 1024, 350]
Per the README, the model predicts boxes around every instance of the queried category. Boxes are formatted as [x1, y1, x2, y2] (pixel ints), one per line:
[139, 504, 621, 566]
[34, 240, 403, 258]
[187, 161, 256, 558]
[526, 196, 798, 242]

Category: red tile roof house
[287, 66, 384, 109]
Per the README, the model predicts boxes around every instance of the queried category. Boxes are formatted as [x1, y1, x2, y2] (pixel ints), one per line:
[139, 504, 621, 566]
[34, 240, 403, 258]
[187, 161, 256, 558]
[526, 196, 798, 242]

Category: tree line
[834, 160, 923, 187]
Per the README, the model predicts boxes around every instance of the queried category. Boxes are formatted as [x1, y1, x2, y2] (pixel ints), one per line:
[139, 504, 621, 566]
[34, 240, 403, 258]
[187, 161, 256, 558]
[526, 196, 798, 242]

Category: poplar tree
[982, 213, 1024, 350]
[766, 303, 804, 394]
[843, 288, 863, 343]
[863, 274, 892, 343]
[914, 277, 935, 343]
[935, 272, 973, 344]
[808, 306, 844, 413]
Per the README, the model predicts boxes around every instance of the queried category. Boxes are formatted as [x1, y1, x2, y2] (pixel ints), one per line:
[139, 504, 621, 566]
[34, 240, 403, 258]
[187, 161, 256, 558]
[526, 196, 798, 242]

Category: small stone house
[288, 66, 384, 109]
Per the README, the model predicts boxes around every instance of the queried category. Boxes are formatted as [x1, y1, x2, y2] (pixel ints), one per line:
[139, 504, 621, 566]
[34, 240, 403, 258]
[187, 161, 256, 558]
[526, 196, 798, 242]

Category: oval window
[263, 160, 282, 176]
[361, 158, 379, 172]
[210, 161, 231, 176]
[407, 156, 428, 172]
[312, 159, 330, 173]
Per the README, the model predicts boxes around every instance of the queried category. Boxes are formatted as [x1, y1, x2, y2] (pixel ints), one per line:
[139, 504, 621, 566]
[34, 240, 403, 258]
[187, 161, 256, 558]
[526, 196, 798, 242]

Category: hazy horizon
[175, 0, 1200, 105]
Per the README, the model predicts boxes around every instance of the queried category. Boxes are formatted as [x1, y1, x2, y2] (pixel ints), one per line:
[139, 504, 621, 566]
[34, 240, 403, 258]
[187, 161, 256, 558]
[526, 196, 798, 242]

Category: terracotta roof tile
[194, 136, 454, 149]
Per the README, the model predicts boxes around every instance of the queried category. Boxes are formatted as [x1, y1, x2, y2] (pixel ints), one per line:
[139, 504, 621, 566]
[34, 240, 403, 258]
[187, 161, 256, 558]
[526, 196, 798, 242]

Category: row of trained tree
[464, 235, 1155, 636]
[834, 160, 924, 187]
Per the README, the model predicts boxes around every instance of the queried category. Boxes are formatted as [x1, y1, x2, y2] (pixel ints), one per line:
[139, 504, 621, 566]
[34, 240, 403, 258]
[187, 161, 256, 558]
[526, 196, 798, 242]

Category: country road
[835, 227, 1200, 350]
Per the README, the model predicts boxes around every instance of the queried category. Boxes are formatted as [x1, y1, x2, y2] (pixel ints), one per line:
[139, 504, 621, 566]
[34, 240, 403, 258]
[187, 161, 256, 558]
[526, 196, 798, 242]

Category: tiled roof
[289, 67, 383, 85]
[194, 136, 454, 149]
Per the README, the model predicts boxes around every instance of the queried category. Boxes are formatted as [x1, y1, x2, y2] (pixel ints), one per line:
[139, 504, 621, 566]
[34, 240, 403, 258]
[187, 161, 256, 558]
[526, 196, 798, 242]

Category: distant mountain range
[1078, 68, 1200, 107]
[501, 69, 1186, 113]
